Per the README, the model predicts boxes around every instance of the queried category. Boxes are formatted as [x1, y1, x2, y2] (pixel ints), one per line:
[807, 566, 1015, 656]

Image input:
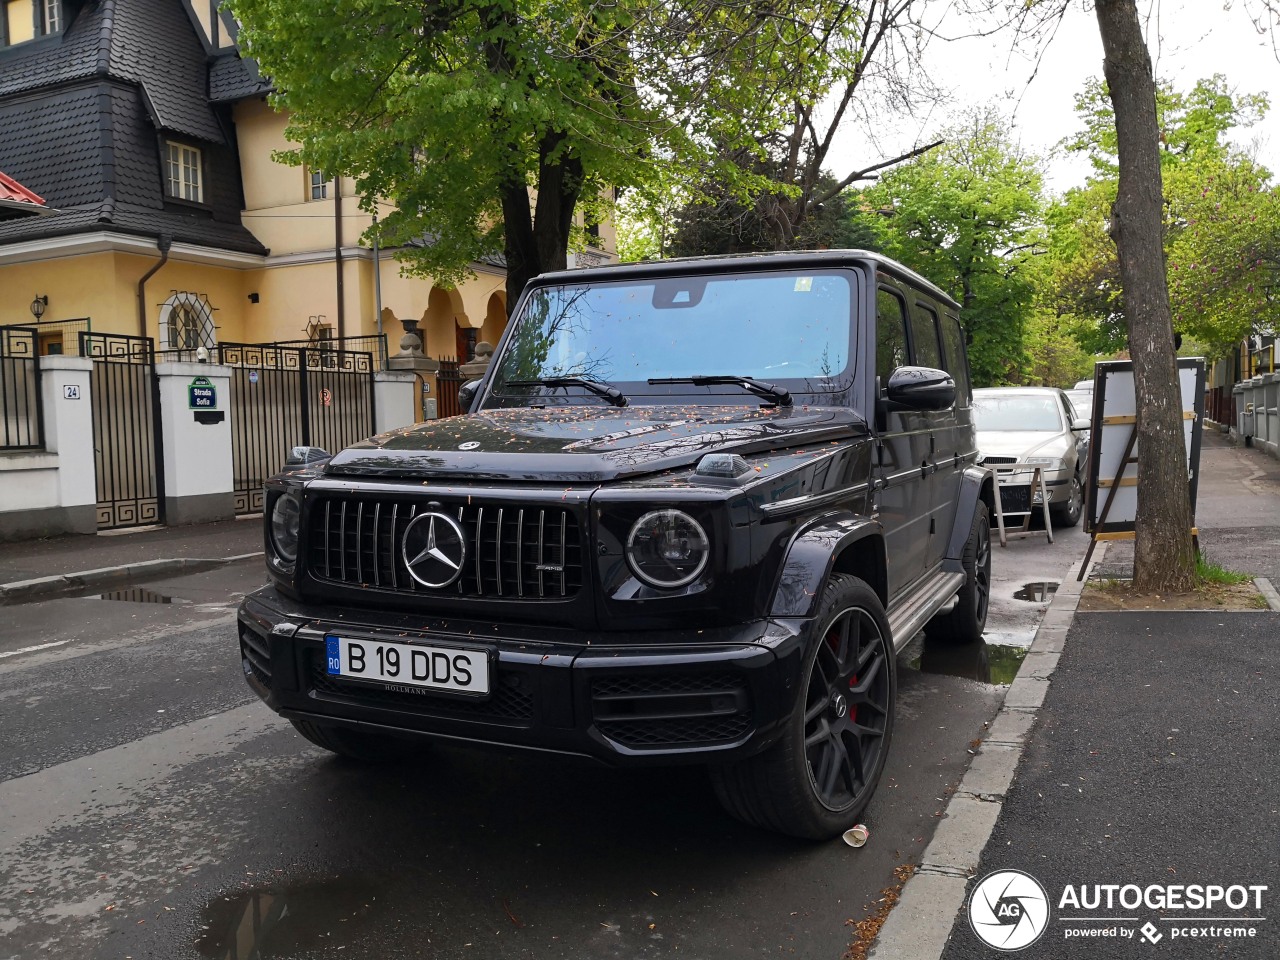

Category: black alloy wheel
[710, 574, 895, 839]
[925, 501, 991, 644]
[803, 603, 892, 812]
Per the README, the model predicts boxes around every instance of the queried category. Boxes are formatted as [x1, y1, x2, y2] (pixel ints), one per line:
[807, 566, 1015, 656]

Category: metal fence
[436, 357, 463, 419]
[0, 326, 43, 450]
[220, 341, 377, 514]
[80, 332, 164, 529]
[268, 335, 389, 369]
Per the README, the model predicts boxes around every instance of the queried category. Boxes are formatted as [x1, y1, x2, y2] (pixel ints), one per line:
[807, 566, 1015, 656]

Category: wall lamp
[30, 295, 48, 320]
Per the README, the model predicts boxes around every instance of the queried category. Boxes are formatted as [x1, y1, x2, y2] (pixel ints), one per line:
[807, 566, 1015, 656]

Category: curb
[0, 553, 263, 606]
[868, 546, 1103, 959]
[1255, 577, 1280, 612]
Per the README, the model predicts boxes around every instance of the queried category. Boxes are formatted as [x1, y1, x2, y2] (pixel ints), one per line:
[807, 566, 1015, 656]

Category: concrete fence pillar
[373, 371, 420, 434]
[154, 361, 235, 524]
[0, 356, 98, 539]
[1263, 374, 1280, 458]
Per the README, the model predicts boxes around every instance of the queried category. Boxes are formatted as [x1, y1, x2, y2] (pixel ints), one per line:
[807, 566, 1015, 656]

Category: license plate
[325, 636, 490, 695]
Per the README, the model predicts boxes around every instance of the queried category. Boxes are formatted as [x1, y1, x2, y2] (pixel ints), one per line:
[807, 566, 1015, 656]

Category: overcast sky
[829, 1, 1280, 195]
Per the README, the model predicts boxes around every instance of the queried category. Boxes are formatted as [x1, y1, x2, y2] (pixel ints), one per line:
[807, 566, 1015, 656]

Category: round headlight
[271, 492, 301, 563]
[626, 509, 709, 588]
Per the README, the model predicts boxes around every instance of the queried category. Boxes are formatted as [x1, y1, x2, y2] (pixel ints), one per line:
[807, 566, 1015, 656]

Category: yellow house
[0, 0, 616, 367]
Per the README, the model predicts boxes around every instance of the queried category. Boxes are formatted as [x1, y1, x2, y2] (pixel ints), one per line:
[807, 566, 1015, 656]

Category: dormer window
[42, 0, 61, 33]
[165, 142, 203, 203]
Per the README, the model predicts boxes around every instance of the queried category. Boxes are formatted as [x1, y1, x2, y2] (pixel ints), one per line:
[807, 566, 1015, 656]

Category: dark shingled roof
[209, 53, 270, 104]
[0, 0, 267, 255]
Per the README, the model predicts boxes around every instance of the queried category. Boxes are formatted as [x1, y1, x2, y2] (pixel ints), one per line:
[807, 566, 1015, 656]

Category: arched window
[160, 293, 217, 350]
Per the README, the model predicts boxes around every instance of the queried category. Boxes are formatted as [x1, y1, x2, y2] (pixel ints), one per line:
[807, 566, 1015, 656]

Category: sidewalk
[874, 432, 1280, 959]
[0, 518, 262, 603]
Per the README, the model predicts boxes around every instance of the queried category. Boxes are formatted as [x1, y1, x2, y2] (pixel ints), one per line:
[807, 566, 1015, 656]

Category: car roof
[531, 250, 961, 311]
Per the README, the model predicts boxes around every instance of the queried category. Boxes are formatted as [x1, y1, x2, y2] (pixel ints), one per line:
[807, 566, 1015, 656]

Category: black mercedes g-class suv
[238, 250, 994, 840]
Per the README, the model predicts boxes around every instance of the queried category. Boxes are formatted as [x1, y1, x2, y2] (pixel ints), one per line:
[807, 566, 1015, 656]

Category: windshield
[490, 270, 854, 402]
[973, 394, 1064, 432]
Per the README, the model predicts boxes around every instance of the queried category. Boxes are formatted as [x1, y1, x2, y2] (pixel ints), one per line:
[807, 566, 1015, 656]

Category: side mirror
[286, 445, 331, 466]
[1071, 417, 1090, 431]
[885, 366, 955, 411]
[457, 379, 482, 413]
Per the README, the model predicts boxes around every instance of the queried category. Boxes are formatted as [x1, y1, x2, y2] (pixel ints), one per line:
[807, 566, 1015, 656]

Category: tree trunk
[500, 133, 582, 320]
[1094, 0, 1197, 592]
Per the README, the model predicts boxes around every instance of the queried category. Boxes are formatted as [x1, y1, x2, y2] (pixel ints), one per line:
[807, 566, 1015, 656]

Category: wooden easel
[990, 464, 1054, 547]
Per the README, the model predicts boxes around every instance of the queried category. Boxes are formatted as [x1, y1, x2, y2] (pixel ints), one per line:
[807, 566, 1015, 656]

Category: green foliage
[1021, 309, 1097, 388]
[1049, 75, 1280, 357]
[665, 164, 874, 258]
[228, 0, 816, 294]
[848, 111, 1047, 386]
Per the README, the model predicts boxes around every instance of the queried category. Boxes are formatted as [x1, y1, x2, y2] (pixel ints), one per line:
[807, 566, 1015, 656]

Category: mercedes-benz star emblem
[401, 511, 467, 588]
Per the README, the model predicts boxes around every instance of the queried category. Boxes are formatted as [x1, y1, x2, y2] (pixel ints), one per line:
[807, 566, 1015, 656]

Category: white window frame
[44, 0, 62, 33]
[308, 169, 328, 201]
[165, 142, 203, 203]
[160, 293, 217, 350]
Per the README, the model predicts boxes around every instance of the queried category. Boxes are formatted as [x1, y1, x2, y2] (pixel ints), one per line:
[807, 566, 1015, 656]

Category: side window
[875, 287, 909, 383]
[909, 301, 942, 369]
[939, 313, 971, 404]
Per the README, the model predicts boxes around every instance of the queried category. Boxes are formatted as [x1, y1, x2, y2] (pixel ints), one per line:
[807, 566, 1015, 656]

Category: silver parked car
[972, 387, 1090, 528]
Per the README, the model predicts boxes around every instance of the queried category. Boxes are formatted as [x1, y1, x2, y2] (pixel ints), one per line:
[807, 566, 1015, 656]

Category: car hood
[976, 431, 1069, 461]
[324, 404, 866, 483]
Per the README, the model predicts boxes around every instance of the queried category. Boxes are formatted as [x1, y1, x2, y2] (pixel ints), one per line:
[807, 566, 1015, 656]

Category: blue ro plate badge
[325, 635, 490, 695]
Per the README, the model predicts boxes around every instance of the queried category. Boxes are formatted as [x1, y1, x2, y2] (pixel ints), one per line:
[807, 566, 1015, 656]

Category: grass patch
[1195, 554, 1253, 587]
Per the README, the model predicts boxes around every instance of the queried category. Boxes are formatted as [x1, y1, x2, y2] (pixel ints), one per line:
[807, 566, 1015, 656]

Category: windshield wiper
[505, 377, 628, 407]
[648, 375, 793, 407]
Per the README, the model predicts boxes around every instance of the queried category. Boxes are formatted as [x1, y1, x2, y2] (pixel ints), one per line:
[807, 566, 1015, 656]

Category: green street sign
[189, 376, 217, 409]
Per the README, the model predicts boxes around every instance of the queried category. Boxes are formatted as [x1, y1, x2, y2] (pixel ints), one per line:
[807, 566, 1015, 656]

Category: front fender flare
[944, 466, 995, 567]
[769, 513, 885, 619]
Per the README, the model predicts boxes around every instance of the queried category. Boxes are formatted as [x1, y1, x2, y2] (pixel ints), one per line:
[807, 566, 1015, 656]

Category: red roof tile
[0, 170, 46, 207]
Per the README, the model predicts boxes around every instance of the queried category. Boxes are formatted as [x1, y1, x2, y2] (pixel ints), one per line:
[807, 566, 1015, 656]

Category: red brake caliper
[826, 630, 857, 723]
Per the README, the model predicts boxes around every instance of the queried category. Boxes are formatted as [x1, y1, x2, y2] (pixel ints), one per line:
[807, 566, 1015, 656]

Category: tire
[710, 574, 895, 840]
[925, 501, 991, 644]
[290, 719, 417, 762]
[1050, 474, 1083, 528]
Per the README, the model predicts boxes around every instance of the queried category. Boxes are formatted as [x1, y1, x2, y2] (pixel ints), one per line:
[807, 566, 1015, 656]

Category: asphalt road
[0, 523, 1086, 960]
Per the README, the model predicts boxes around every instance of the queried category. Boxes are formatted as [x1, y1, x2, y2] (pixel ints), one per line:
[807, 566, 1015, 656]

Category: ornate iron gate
[222, 342, 376, 515]
[0, 326, 43, 450]
[436, 357, 463, 419]
[80, 332, 165, 529]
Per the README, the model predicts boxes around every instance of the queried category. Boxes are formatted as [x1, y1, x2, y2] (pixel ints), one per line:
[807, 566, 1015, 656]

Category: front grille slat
[515, 509, 524, 596]
[308, 495, 582, 601]
[495, 508, 504, 595]
[372, 502, 382, 587]
[559, 513, 567, 597]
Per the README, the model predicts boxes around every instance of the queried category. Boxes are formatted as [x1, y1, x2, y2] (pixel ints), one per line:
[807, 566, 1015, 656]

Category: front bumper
[237, 586, 813, 765]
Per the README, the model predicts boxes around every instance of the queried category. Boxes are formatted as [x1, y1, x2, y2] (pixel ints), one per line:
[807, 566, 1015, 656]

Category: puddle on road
[1012, 581, 1059, 602]
[194, 877, 385, 959]
[97, 587, 175, 604]
[906, 638, 1029, 685]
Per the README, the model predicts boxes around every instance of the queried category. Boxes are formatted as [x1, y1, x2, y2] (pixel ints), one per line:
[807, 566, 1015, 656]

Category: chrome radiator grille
[306, 495, 583, 599]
